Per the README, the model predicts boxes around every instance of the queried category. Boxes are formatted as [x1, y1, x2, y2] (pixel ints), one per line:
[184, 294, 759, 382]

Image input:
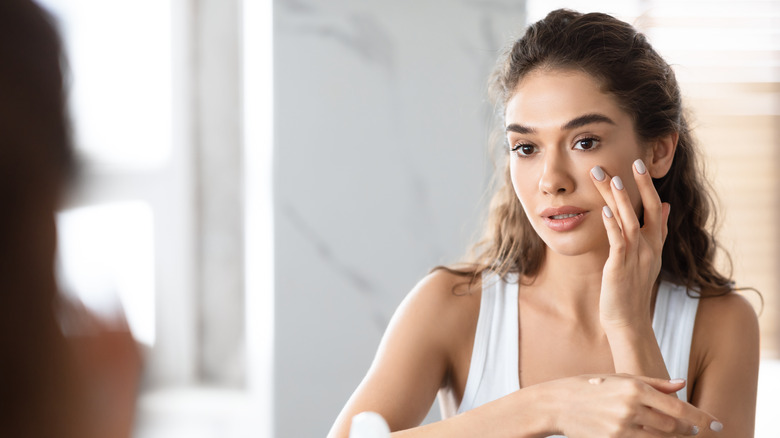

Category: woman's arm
[590, 158, 759, 436]
[327, 271, 478, 437]
[328, 271, 721, 438]
[688, 292, 760, 437]
[590, 159, 676, 379]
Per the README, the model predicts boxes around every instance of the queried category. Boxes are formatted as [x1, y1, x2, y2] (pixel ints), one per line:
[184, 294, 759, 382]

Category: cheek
[509, 159, 536, 205]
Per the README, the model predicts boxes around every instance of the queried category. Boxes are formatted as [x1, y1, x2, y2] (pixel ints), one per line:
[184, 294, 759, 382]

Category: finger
[661, 202, 671, 243]
[635, 406, 701, 436]
[633, 426, 673, 438]
[640, 386, 723, 434]
[631, 376, 723, 433]
[591, 165, 622, 228]
[637, 376, 687, 395]
[602, 206, 625, 260]
[611, 174, 641, 241]
[633, 158, 664, 241]
[606, 376, 720, 435]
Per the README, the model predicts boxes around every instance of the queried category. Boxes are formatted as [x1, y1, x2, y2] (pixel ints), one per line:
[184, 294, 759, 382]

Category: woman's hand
[549, 374, 722, 437]
[590, 159, 671, 331]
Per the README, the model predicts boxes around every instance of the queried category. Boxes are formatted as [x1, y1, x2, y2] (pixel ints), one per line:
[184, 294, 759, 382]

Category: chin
[545, 241, 593, 257]
[537, 229, 608, 258]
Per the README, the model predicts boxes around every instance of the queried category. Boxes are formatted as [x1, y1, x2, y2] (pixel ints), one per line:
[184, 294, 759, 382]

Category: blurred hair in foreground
[0, 0, 141, 436]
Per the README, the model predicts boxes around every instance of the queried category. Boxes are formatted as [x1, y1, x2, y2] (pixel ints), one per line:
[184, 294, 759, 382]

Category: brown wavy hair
[439, 9, 733, 297]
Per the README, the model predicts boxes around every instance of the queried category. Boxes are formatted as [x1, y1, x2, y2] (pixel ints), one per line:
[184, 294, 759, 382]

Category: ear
[647, 132, 678, 178]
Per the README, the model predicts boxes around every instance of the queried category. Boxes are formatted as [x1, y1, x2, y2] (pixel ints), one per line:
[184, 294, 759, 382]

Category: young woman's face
[505, 68, 648, 257]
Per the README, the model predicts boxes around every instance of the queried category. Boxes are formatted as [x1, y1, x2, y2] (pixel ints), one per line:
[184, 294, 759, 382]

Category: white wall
[273, 0, 526, 436]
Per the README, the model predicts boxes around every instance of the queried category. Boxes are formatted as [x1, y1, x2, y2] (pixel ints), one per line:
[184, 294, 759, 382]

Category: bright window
[35, 0, 197, 386]
[37, 0, 173, 170]
[57, 202, 156, 346]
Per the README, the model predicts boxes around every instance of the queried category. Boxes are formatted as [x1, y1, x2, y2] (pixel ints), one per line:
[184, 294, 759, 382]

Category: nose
[538, 149, 575, 195]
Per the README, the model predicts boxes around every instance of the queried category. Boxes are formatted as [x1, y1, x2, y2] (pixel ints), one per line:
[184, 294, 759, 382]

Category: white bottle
[349, 411, 390, 438]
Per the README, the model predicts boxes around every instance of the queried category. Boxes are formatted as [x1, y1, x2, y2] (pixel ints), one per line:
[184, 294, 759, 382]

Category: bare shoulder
[410, 269, 482, 302]
[398, 269, 483, 343]
[694, 290, 759, 337]
[327, 271, 484, 436]
[376, 269, 484, 363]
[687, 289, 760, 433]
[691, 289, 760, 373]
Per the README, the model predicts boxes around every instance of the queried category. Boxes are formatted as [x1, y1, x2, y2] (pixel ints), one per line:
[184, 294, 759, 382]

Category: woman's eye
[512, 144, 537, 156]
[574, 138, 599, 151]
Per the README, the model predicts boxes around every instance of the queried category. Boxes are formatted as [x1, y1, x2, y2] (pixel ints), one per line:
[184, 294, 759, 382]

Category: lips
[549, 213, 580, 220]
[540, 206, 587, 218]
[540, 206, 589, 232]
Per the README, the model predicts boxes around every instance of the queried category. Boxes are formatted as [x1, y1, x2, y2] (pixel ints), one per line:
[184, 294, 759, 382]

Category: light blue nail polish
[612, 176, 624, 190]
[633, 159, 647, 174]
[591, 166, 605, 181]
[691, 425, 699, 435]
[603, 206, 613, 218]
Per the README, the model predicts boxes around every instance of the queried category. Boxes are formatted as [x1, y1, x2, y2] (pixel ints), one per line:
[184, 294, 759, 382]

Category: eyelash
[510, 143, 537, 157]
[510, 136, 601, 158]
[573, 136, 601, 151]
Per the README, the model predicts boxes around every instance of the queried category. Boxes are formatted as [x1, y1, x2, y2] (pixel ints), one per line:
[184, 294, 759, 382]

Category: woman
[328, 9, 759, 437]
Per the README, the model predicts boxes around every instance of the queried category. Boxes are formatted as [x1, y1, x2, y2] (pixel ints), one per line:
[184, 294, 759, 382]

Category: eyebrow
[505, 113, 616, 134]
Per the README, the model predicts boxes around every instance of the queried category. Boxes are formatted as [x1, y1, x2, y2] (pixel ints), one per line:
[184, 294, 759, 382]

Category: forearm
[605, 324, 670, 379]
[392, 384, 558, 438]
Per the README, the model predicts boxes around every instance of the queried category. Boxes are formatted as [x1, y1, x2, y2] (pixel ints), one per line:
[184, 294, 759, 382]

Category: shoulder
[328, 271, 485, 435]
[393, 269, 483, 348]
[685, 289, 760, 431]
[401, 269, 483, 321]
[412, 268, 483, 299]
[690, 289, 760, 371]
[694, 290, 759, 338]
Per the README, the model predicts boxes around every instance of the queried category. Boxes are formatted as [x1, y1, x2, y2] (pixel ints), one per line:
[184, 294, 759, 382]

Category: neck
[521, 246, 609, 327]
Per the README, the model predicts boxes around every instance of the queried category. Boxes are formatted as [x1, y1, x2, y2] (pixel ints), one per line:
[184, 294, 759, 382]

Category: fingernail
[710, 421, 723, 432]
[603, 206, 613, 218]
[612, 176, 624, 190]
[691, 425, 699, 435]
[634, 159, 647, 174]
[591, 165, 605, 181]
[669, 378, 686, 384]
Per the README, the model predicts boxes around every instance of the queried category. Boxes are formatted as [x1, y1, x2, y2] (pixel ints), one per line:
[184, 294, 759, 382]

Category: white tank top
[456, 273, 700, 436]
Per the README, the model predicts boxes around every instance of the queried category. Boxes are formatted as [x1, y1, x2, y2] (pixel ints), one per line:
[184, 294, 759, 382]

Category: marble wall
[273, 1, 526, 436]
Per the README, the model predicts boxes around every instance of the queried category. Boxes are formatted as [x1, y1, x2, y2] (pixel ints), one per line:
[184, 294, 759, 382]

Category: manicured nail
[612, 176, 624, 190]
[603, 206, 613, 218]
[710, 421, 723, 432]
[591, 165, 605, 181]
[634, 158, 647, 174]
[669, 378, 686, 384]
[691, 425, 699, 435]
